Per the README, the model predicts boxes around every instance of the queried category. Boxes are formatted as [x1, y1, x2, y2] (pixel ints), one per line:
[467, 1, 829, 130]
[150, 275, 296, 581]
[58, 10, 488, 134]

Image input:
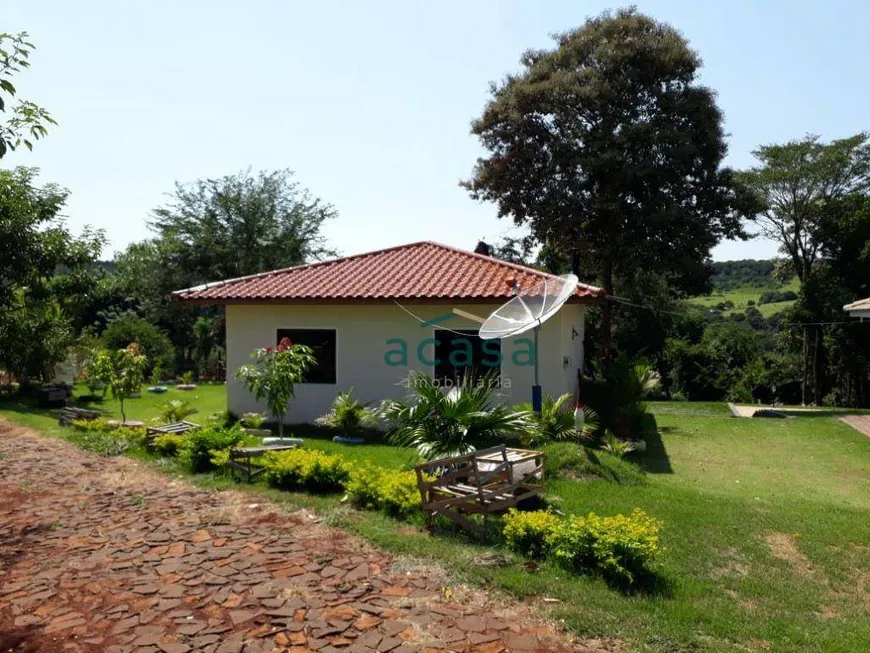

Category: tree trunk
[801, 327, 809, 406]
[120, 397, 126, 424]
[813, 326, 824, 405]
[599, 258, 614, 374]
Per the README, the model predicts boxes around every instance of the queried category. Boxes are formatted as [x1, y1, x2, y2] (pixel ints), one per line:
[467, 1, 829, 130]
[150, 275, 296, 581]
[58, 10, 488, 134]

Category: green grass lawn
[1, 391, 868, 652]
[0, 382, 228, 438]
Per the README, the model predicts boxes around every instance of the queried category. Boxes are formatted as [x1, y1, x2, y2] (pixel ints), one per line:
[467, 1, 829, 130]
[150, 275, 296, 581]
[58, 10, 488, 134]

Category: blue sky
[5, 1, 868, 262]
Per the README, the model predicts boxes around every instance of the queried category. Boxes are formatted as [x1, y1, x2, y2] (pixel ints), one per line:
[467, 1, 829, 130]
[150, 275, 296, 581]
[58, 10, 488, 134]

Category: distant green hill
[711, 259, 776, 291]
[691, 260, 799, 317]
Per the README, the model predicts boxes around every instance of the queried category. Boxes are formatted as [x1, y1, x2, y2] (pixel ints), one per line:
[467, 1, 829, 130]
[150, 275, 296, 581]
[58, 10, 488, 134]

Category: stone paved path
[0, 419, 618, 653]
[841, 415, 870, 438]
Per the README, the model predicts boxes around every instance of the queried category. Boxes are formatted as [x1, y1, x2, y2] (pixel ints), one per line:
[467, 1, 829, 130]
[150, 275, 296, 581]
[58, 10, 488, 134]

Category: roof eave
[173, 293, 606, 306]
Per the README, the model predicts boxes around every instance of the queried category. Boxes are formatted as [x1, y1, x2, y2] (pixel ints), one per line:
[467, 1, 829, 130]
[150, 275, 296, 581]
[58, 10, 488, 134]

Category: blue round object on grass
[332, 435, 365, 445]
[147, 386, 169, 393]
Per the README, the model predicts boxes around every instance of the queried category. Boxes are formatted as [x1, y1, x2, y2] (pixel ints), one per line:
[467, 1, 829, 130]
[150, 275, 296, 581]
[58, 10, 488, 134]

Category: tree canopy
[0, 31, 55, 157]
[111, 168, 337, 373]
[739, 133, 870, 282]
[463, 7, 752, 362]
[149, 168, 337, 282]
[0, 167, 104, 381]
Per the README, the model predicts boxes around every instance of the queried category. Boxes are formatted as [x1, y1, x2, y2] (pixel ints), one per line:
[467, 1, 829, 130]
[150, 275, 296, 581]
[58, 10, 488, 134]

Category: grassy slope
[689, 277, 801, 317]
[1, 393, 869, 651]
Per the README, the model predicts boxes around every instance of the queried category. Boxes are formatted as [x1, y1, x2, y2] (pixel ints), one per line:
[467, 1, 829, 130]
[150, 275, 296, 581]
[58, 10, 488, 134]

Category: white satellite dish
[479, 274, 579, 412]
[479, 274, 578, 340]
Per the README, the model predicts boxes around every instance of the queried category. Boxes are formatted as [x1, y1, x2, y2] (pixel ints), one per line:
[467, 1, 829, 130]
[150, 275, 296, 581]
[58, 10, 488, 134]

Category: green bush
[503, 509, 561, 559]
[316, 389, 378, 434]
[101, 314, 175, 376]
[68, 418, 145, 447]
[262, 449, 350, 492]
[547, 508, 663, 583]
[152, 433, 186, 457]
[583, 357, 660, 439]
[346, 465, 383, 510]
[66, 429, 131, 457]
[177, 426, 245, 473]
[346, 466, 423, 517]
[541, 442, 647, 485]
[377, 469, 422, 517]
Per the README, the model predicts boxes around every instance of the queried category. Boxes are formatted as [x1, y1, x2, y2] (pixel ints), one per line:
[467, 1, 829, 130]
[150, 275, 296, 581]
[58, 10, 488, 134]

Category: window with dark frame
[434, 329, 501, 384]
[276, 328, 336, 384]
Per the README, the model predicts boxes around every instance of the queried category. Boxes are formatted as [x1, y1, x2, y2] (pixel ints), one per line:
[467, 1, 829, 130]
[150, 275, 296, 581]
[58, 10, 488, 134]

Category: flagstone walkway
[0, 419, 619, 653]
[841, 414, 870, 439]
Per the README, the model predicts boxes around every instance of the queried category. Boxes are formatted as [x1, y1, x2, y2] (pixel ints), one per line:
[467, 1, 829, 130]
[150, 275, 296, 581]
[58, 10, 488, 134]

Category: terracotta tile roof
[172, 241, 604, 304]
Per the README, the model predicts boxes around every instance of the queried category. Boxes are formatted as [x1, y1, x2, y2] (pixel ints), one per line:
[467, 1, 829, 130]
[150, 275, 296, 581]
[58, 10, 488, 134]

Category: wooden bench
[144, 421, 201, 448]
[414, 445, 544, 533]
[57, 406, 101, 426]
[229, 444, 301, 483]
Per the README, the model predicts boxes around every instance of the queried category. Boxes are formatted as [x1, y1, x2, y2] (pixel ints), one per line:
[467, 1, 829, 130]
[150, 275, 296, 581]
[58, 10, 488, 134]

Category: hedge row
[260, 449, 423, 518]
[503, 507, 663, 584]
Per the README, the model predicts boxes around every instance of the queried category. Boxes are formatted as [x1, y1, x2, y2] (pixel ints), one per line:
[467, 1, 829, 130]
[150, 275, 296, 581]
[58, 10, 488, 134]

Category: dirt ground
[0, 419, 620, 653]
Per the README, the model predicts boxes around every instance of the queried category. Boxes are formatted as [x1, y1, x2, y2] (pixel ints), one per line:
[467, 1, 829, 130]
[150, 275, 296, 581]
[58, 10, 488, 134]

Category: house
[844, 298, 870, 319]
[172, 241, 605, 424]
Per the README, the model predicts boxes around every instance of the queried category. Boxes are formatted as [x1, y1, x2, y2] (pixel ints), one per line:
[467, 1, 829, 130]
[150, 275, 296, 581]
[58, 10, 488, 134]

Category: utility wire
[605, 294, 690, 317]
[392, 301, 482, 337]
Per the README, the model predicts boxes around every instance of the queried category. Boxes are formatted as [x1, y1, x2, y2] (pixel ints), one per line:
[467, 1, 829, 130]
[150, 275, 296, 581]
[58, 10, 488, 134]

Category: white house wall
[225, 303, 587, 424]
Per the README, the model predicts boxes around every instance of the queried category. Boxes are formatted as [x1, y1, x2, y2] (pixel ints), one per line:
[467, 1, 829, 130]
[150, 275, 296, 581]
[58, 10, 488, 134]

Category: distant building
[844, 298, 870, 320]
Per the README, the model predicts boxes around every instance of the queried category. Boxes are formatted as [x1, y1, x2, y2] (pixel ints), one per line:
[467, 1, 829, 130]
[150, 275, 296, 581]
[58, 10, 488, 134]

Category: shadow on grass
[0, 392, 110, 420]
[428, 517, 506, 551]
[604, 568, 675, 598]
[639, 428, 673, 474]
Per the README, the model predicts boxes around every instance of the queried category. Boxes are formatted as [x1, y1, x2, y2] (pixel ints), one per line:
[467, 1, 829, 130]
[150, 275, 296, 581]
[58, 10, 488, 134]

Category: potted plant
[240, 412, 271, 437]
[177, 370, 197, 391]
[316, 389, 377, 444]
[147, 366, 168, 393]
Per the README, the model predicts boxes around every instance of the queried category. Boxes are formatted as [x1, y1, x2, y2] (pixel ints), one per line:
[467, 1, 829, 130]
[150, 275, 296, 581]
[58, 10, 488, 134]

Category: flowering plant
[235, 338, 315, 436]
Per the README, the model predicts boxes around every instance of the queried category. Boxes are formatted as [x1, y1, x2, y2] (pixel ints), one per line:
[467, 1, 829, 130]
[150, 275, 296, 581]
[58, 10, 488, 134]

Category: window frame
[276, 327, 338, 385]
[432, 328, 501, 385]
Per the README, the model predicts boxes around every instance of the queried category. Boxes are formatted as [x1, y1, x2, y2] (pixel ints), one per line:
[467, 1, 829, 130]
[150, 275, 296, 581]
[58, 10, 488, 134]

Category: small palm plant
[600, 431, 636, 457]
[160, 399, 198, 423]
[318, 389, 378, 434]
[381, 372, 534, 460]
[634, 362, 662, 398]
[515, 393, 600, 445]
[241, 412, 266, 429]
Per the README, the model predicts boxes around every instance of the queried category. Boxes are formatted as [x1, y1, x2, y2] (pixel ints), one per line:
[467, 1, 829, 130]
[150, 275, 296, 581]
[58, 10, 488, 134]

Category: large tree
[463, 8, 750, 363]
[0, 31, 55, 157]
[114, 168, 337, 371]
[0, 167, 104, 381]
[149, 168, 337, 281]
[739, 133, 870, 283]
[794, 193, 870, 405]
